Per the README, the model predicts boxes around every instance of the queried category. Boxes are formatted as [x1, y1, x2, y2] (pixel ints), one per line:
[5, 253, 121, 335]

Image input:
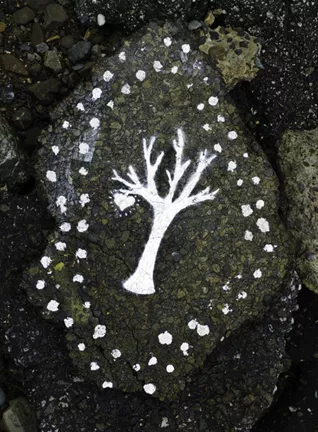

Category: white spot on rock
[52, 146, 59, 155]
[244, 230, 253, 241]
[148, 356, 158, 366]
[102, 381, 113, 389]
[153, 60, 163, 72]
[144, 383, 156, 395]
[89, 117, 100, 129]
[64, 317, 74, 328]
[46, 170, 56, 182]
[253, 269, 262, 278]
[237, 179, 243, 186]
[228, 131, 238, 140]
[77, 219, 89, 232]
[228, 161, 237, 172]
[55, 241, 66, 251]
[41, 256, 51, 268]
[78, 343, 85, 351]
[90, 362, 100, 371]
[252, 176, 260, 184]
[103, 70, 114, 82]
[241, 204, 253, 217]
[47, 300, 59, 311]
[36, 280, 45, 290]
[237, 291, 247, 300]
[60, 222, 71, 232]
[213, 143, 222, 152]
[79, 142, 89, 154]
[111, 349, 121, 359]
[158, 331, 172, 345]
[208, 96, 219, 106]
[76, 248, 87, 259]
[113, 192, 135, 211]
[256, 199, 265, 209]
[79, 167, 88, 176]
[92, 88, 102, 100]
[180, 342, 189, 356]
[73, 274, 84, 283]
[264, 244, 274, 252]
[171, 66, 178, 74]
[62, 120, 70, 129]
[163, 37, 172, 47]
[56, 195, 67, 213]
[97, 13, 105, 26]
[197, 324, 210, 336]
[136, 70, 146, 81]
[188, 319, 198, 330]
[133, 364, 141, 371]
[222, 304, 232, 315]
[217, 115, 225, 122]
[203, 124, 211, 131]
[76, 102, 85, 111]
[243, 152, 249, 158]
[93, 324, 106, 339]
[182, 44, 190, 53]
[79, 193, 90, 207]
[257, 218, 270, 232]
[118, 52, 126, 62]
[83, 301, 91, 309]
[161, 417, 169, 428]
[197, 103, 204, 111]
[121, 83, 131, 94]
[166, 364, 174, 373]
[107, 100, 114, 109]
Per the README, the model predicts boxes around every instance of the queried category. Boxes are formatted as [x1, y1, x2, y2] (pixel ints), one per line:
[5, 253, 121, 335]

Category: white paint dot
[256, 200, 265, 209]
[166, 364, 174, 373]
[47, 300, 59, 312]
[55, 241, 66, 251]
[77, 219, 89, 232]
[136, 70, 146, 81]
[217, 115, 225, 122]
[79, 193, 90, 207]
[252, 176, 260, 184]
[197, 103, 205, 111]
[103, 70, 114, 82]
[90, 362, 100, 371]
[241, 204, 253, 217]
[60, 222, 71, 232]
[111, 349, 122, 359]
[158, 331, 173, 345]
[79, 142, 89, 154]
[197, 324, 210, 336]
[36, 280, 45, 290]
[73, 274, 84, 283]
[118, 51, 126, 62]
[97, 13, 105, 26]
[93, 324, 106, 339]
[153, 60, 163, 72]
[180, 342, 189, 356]
[102, 381, 113, 388]
[222, 304, 232, 315]
[143, 383, 156, 395]
[121, 83, 131, 94]
[89, 117, 100, 129]
[244, 230, 253, 241]
[208, 96, 219, 106]
[257, 218, 270, 232]
[188, 319, 198, 330]
[79, 167, 88, 176]
[264, 244, 274, 252]
[161, 417, 169, 428]
[237, 291, 247, 300]
[62, 120, 70, 129]
[171, 66, 178, 74]
[163, 37, 172, 47]
[243, 152, 249, 158]
[182, 44, 190, 53]
[76, 102, 85, 111]
[107, 100, 114, 109]
[203, 124, 211, 131]
[133, 364, 141, 371]
[253, 269, 262, 279]
[64, 317, 74, 328]
[148, 356, 158, 366]
[41, 256, 51, 268]
[228, 131, 238, 140]
[56, 195, 67, 213]
[92, 88, 102, 100]
[78, 343, 85, 351]
[237, 179, 243, 186]
[228, 161, 237, 172]
[46, 171, 56, 182]
[83, 301, 91, 308]
[52, 146, 59, 155]
[76, 248, 87, 259]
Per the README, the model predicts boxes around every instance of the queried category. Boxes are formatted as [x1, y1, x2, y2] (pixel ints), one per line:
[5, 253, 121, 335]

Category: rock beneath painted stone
[24, 21, 291, 409]
[0, 113, 22, 186]
[0, 54, 28, 76]
[36, 42, 49, 54]
[67, 41, 92, 64]
[75, 0, 209, 31]
[44, 50, 62, 72]
[60, 35, 76, 50]
[27, 78, 61, 104]
[0, 397, 37, 432]
[278, 128, 318, 293]
[43, 3, 68, 30]
[11, 108, 33, 130]
[12, 7, 35, 25]
[30, 23, 44, 48]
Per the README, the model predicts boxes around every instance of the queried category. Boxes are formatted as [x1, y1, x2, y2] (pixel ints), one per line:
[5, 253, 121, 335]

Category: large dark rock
[75, 0, 209, 31]
[23, 21, 295, 428]
[0, 113, 22, 187]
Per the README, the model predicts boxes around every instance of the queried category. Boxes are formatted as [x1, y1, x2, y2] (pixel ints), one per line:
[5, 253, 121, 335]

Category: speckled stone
[24, 22, 292, 402]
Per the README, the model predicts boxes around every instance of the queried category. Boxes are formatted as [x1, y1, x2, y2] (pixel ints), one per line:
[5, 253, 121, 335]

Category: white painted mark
[237, 291, 247, 300]
[171, 66, 178, 74]
[252, 176, 260, 184]
[73, 274, 84, 283]
[203, 124, 211, 131]
[93, 324, 106, 339]
[182, 44, 190, 53]
[62, 120, 70, 129]
[214, 143, 222, 152]
[46, 171, 56, 182]
[118, 52, 126, 62]
[180, 342, 189, 356]
[166, 364, 174, 373]
[222, 304, 232, 315]
[217, 115, 225, 122]
[64, 317, 74, 328]
[92, 88, 102, 100]
[188, 319, 198, 330]
[241, 204, 253, 217]
[77, 219, 89, 232]
[237, 179, 243, 186]
[76, 102, 85, 111]
[79, 167, 88, 176]
[153, 60, 163, 72]
[78, 343, 85, 351]
[264, 244, 274, 252]
[256, 199, 265, 209]
[143, 383, 156, 394]
[257, 218, 270, 232]
[90, 362, 100, 371]
[133, 364, 141, 371]
[121, 83, 131, 94]
[244, 230, 253, 241]
[60, 222, 71, 232]
[79, 193, 90, 207]
[103, 70, 114, 82]
[136, 70, 146, 81]
[111, 349, 121, 359]
[253, 269, 262, 278]
[228, 161, 237, 172]
[90, 117, 100, 129]
[228, 131, 238, 140]
[197, 324, 210, 336]
[197, 103, 204, 110]
[79, 142, 89, 154]
[102, 381, 113, 389]
[208, 96, 219, 106]
[97, 13, 105, 26]
[76, 248, 87, 259]
[158, 331, 173, 345]
[41, 256, 51, 268]
[55, 241, 66, 251]
[36, 280, 45, 290]
[47, 300, 59, 311]
[163, 37, 172, 47]
[52, 146, 59, 155]
[148, 356, 158, 366]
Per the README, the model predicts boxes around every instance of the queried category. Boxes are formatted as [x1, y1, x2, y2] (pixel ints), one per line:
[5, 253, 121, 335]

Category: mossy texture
[24, 22, 290, 399]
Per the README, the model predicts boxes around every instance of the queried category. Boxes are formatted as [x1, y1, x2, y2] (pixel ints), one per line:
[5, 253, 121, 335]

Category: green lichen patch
[23, 22, 290, 400]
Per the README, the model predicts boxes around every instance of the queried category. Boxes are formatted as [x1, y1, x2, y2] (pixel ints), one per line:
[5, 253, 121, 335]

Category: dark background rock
[12, 7, 35, 25]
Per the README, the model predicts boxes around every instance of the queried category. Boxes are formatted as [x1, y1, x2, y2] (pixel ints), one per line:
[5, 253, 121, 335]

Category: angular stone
[12, 7, 35, 25]
[27, 78, 61, 104]
[0, 54, 28, 76]
[67, 40, 92, 64]
[44, 50, 62, 72]
[11, 108, 33, 130]
[0, 113, 21, 186]
[30, 23, 44, 48]
[0, 397, 37, 432]
[24, 22, 291, 403]
[44, 3, 68, 29]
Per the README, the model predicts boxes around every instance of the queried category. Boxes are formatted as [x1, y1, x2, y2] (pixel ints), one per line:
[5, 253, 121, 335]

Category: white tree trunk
[123, 211, 173, 295]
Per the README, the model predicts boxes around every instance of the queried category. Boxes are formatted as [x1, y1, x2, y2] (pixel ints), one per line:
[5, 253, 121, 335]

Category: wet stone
[27, 77, 61, 104]
[60, 35, 76, 50]
[36, 42, 49, 54]
[0, 54, 28, 76]
[67, 40, 92, 64]
[12, 7, 35, 25]
[11, 107, 33, 130]
[0, 397, 37, 432]
[44, 50, 62, 73]
[43, 3, 68, 30]
[24, 22, 291, 401]
[30, 23, 44, 48]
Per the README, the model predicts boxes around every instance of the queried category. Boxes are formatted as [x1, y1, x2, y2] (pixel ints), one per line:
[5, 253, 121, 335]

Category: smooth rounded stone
[12, 7, 35, 25]
[27, 78, 61, 104]
[36, 42, 49, 53]
[30, 23, 44, 47]
[24, 21, 292, 415]
[43, 3, 68, 30]
[60, 35, 76, 50]
[0, 388, 5, 407]
[0, 54, 28, 76]
[11, 108, 33, 130]
[0, 397, 37, 432]
[44, 50, 62, 72]
[67, 40, 92, 64]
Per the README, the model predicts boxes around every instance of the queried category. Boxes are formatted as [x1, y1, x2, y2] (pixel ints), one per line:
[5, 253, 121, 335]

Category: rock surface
[0, 397, 37, 432]
[23, 21, 292, 403]
[278, 129, 318, 293]
[0, 113, 21, 187]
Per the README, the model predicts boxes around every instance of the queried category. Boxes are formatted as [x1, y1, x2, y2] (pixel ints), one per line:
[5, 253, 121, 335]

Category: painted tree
[112, 128, 219, 295]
